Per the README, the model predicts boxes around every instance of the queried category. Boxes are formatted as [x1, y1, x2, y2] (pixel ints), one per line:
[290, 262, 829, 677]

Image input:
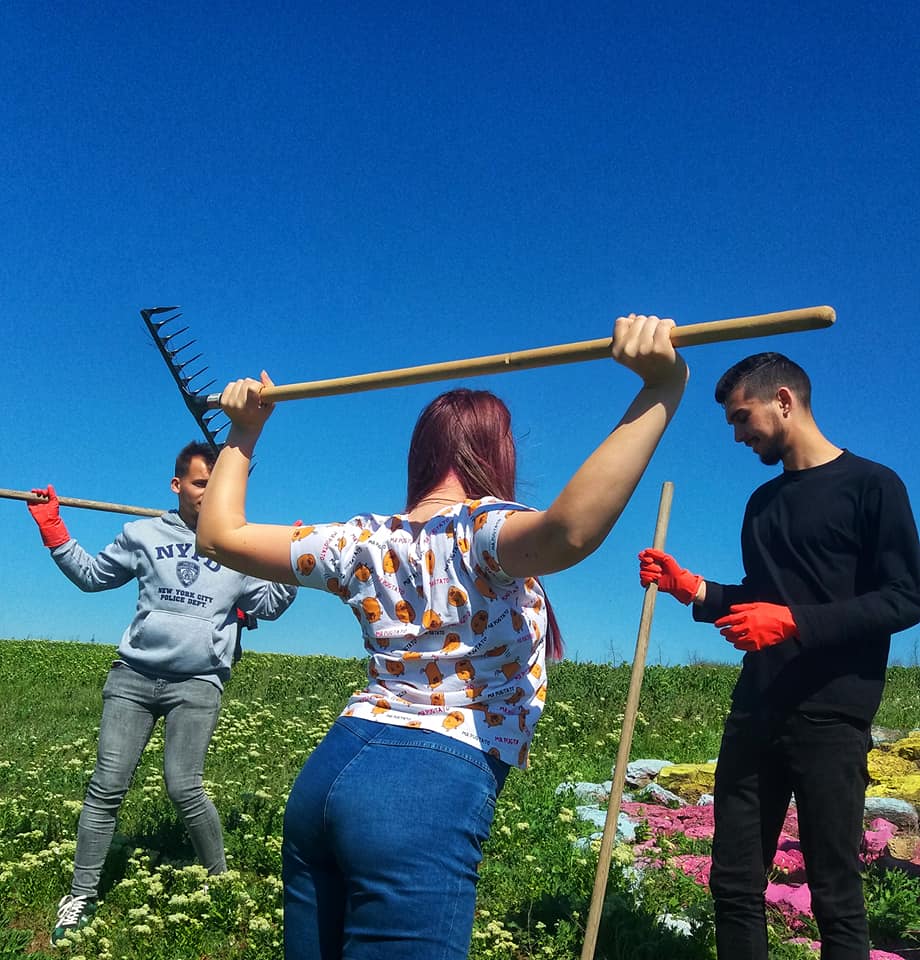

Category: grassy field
[1, 639, 919, 959]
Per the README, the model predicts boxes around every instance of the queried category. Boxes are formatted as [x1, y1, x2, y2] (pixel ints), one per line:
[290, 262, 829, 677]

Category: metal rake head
[140, 306, 228, 457]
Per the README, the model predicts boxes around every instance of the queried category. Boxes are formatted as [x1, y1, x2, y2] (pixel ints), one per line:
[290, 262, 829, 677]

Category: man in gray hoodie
[27, 441, 298, 945]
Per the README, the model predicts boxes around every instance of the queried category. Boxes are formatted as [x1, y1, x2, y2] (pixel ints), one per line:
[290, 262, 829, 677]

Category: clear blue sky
[2, 1, 919, 666]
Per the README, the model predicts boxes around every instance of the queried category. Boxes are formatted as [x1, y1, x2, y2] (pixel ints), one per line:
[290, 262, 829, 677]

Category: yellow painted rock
[889, 733, 920, 764]
[656, 763, 717, 801]
[868, 749, 916, 782]
[887, 835, 920, 861]
[866, 773, 920, 803]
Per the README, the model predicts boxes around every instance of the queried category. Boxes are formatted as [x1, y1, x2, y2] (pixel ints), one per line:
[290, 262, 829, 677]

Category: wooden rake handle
[0, 488, 163, 518]
[195, 305, 835, 408]
[581, 481, 674, 960]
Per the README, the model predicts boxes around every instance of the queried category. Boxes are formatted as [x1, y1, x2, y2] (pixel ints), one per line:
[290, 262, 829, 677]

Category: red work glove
[27, 486, 72, 549]
[638, 548, 703, 604]
[715, 602, 797, 652]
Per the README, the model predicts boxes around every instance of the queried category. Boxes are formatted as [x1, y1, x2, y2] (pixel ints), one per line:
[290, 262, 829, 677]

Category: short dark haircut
[175, 441, 217, 477]
[714, 352, 812, 409]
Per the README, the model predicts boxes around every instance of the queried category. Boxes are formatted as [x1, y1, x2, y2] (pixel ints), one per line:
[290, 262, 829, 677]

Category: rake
[1, 311, 228, 519]
[140, 306, 229, 455]
[150, 305, 834, 411]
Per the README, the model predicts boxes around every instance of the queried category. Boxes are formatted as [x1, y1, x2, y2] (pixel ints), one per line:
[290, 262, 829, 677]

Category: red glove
[27, 485, 72, 548]
[638, 548, 703, 604]
[715, 602, 797, 652]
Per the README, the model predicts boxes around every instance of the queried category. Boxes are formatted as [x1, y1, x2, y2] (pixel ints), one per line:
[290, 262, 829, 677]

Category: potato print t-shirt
[290, 498, 548, 768]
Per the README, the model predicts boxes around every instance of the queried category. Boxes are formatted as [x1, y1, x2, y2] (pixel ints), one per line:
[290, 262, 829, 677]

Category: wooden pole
[195, 305, 835, 408]
[580, 480, 675, 960]
[0, 488, 163, 518]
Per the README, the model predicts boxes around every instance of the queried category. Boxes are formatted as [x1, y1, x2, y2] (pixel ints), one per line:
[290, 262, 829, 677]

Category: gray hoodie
[51, 510, 297, 689]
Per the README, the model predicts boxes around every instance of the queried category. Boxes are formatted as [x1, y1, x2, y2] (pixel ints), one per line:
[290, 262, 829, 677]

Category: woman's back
[290, 498, 547, 768]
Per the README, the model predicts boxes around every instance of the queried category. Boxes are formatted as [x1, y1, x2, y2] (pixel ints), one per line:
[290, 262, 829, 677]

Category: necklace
[416, 497, 461, 505]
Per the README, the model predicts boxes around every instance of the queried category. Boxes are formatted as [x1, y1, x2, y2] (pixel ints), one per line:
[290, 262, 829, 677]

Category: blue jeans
[282, 716, 509, 960]
[710, 710, 871, 960]
[71, 662, 225, 898]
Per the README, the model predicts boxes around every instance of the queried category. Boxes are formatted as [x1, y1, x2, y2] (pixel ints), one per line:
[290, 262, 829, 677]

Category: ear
[170, 476, 181, 494]
[775, 386, 794, 416]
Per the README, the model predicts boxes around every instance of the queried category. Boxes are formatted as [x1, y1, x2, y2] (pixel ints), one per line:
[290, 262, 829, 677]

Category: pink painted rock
[621, 800, 717, 840]
[773, 839, 806, 880]
[780, 939, 913, 960]
[861, 818, 897, 863]
[766, 880, 813, 919]
[673, 854, 711, 885]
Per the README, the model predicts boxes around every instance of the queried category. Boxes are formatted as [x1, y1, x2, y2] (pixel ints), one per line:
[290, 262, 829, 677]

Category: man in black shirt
[639, 352, 920, 960]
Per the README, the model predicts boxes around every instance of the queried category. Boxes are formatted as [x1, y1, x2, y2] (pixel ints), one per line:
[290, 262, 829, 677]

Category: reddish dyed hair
[405, 388, 563, 660]
[406, 389, 516, 509]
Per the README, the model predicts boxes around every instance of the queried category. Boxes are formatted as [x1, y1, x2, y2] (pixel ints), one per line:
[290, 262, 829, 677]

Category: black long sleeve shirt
[694, 451, 920, 722]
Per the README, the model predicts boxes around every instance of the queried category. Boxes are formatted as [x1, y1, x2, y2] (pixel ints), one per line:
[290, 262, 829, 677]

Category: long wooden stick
[0, 488, 163, 518]
[194, 305, 835, 408]
[581, 481, 674, 960]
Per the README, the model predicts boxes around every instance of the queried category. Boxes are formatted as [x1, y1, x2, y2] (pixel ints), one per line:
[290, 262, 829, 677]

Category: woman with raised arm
[196, 313, 688, 960]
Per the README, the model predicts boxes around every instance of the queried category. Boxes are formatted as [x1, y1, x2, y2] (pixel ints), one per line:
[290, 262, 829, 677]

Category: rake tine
[182, 372, 210, 391]
[153, 313, 184, 330]
[168, 338, 197, 358]
[160, 325, 191, 343]
[191, 378, 218, 395]
[204, 423, 231, 440]
[140, 306, 180, 323]
[176, 355, 205, 375]
[146, 313, 183, 330]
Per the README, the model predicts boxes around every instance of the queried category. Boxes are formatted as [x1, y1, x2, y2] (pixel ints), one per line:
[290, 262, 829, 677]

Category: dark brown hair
[714, 352, 812, 409]
[175, 441, 217, 478]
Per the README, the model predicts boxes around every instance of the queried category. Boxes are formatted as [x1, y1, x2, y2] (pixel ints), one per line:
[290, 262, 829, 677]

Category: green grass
[1, 639, 918, 959]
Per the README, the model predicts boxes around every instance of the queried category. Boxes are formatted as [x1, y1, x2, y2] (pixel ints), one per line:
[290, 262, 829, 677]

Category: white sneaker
[51, 894, 97, 946]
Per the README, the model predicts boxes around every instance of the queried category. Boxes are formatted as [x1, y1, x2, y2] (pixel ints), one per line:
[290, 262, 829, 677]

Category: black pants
[710, 710, 871, 960]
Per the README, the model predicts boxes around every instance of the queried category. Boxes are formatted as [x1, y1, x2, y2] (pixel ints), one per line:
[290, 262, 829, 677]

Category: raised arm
[196, 371, 299, 585]
[496, 314, 688, 578]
